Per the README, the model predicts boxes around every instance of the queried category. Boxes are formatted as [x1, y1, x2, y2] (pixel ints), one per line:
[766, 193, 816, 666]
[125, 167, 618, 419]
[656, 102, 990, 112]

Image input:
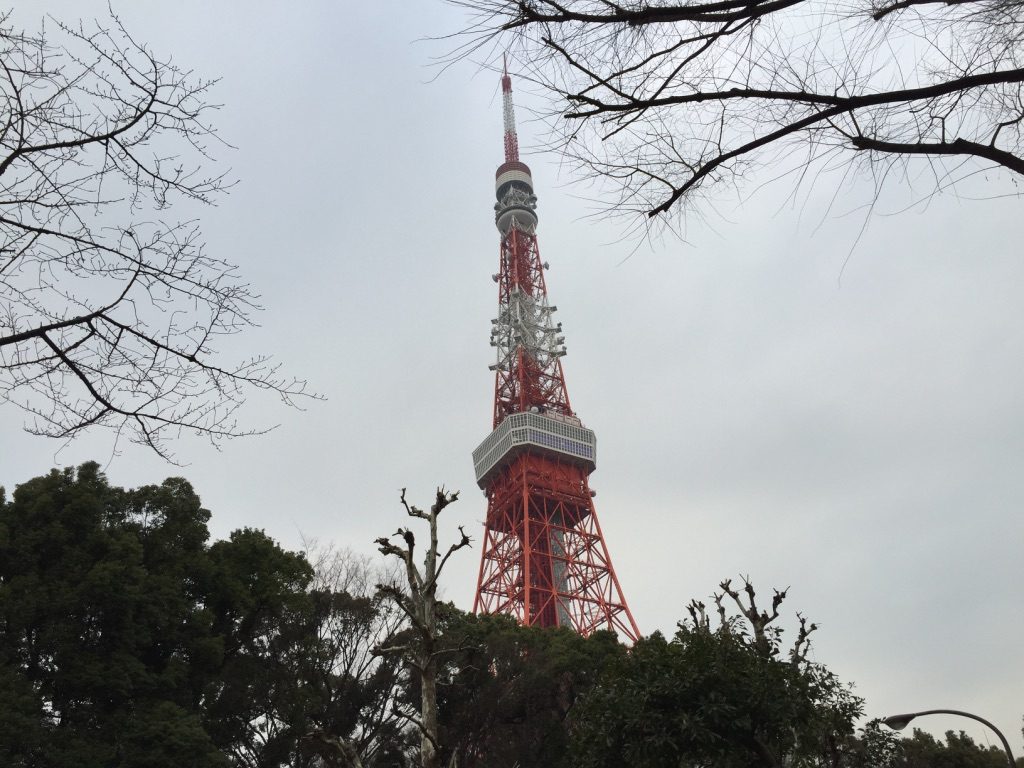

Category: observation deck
[472, 410, 597, 489]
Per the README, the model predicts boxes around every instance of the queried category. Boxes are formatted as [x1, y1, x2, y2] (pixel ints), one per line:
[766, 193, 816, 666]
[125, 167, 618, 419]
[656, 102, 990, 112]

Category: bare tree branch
[0, 9, 319, 459]
[374, 487, 469, 768]
[446, 0, 1024, 226]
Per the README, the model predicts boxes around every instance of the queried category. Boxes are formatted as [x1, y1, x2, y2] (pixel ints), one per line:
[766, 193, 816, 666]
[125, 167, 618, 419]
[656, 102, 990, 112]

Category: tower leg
[473, 454, 639, 642]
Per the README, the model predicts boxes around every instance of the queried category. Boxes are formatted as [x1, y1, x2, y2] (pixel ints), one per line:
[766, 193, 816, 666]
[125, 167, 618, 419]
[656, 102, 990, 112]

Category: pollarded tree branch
[374, 487, 468, 768]
[401, 487, 433, 521]
[428, 525, 472, 592]
[686, 576, 821, 668]
[718, 576, 788, 656]
[790, 612, 818, 664]
[686, 598, 710, 629]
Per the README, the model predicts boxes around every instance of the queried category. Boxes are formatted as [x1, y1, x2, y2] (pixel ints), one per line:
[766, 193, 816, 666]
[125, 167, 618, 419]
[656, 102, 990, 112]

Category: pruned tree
[569, 577, 863, 768]
[374, 488, 471, 768]
[686, 576, 818, 662]
[0, 10, 313, 458]
[451, 0, 1024, 224]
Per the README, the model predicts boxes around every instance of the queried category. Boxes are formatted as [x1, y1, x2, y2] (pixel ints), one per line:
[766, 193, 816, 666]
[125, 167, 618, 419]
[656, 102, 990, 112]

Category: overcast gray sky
[3, 0, 1022, 754]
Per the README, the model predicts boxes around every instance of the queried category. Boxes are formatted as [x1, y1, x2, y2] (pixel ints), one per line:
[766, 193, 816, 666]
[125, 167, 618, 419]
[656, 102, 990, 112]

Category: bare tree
[451, 0, 1024, 223]
[0, 10, 313, 458]
[374, 488, 471, 768]
[302, 545, 411, 768]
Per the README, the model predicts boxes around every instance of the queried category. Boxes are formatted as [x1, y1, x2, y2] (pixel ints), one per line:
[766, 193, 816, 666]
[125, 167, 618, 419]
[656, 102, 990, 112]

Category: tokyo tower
[471, 65, 640, 642]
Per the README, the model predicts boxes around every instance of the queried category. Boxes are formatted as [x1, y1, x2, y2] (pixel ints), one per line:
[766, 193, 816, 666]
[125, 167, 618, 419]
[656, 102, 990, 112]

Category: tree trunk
[421, 657, 440, 768]
[374, 489, 469, 768]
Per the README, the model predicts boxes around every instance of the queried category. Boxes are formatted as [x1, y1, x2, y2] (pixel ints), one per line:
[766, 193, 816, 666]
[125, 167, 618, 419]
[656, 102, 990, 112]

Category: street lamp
[881, 709, 1017, 768]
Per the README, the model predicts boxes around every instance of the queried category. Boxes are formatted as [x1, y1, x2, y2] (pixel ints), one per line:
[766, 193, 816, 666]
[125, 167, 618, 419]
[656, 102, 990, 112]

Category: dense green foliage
[566, 614, 862, 768]
[0, 464, 227, 766]
[0, 463, 409, 768]
[435, 612, 624, 768]
[897, 728, 1022, 768]
[3, 463, 1019, 768]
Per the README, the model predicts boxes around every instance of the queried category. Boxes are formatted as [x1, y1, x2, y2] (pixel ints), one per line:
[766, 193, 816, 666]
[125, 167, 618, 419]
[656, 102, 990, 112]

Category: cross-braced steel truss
[473, 454, 640, 642]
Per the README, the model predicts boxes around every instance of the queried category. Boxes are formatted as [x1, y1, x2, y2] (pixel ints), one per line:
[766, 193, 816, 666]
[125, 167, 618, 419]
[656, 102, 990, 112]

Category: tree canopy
[0, 463, 409, 768]
[3, 462, 1019, 767]
[566, 579, 863, 768]
[898, 728, 1020, 768]
[435, 612, 625, 768]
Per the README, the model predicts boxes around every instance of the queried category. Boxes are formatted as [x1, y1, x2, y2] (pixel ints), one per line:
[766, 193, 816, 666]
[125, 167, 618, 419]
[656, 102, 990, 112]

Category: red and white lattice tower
[471, 65, 640, 641]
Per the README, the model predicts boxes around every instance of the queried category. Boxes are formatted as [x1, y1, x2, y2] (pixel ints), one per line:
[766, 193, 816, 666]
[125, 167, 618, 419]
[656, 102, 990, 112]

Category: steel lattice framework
[471, 65, 639, 642]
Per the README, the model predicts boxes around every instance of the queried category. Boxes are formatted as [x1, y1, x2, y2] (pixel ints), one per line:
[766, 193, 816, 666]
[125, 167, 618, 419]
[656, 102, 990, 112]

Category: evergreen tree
[566, 579, 862, 768]
[0, 463, 410, 768]
[436, 611, 625, 768]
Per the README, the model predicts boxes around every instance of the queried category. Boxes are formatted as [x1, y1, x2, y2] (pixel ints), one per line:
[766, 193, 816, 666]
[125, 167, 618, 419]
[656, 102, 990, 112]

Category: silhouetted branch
[374, 487, 468, 768]
[447, 0, 1024, 224]
[0, 9, 318, 458]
